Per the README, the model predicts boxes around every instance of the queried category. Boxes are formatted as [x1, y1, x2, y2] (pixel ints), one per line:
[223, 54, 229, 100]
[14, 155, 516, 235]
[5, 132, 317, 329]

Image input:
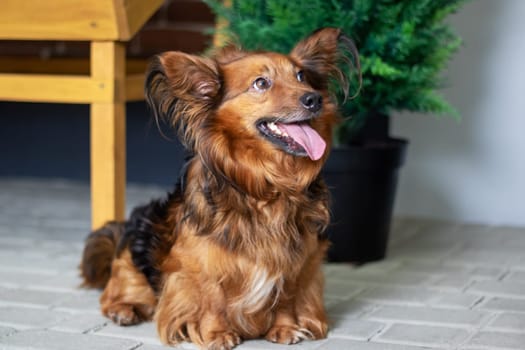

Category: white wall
[392, 0, 525, 226]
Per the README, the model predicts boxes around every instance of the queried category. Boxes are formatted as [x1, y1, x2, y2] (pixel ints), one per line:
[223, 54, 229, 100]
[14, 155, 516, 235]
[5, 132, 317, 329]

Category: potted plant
[205, 0, 467, 263]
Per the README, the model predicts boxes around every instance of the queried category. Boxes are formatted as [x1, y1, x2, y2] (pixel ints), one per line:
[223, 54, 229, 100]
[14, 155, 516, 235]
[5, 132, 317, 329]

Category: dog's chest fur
[226, 265, 284, 336]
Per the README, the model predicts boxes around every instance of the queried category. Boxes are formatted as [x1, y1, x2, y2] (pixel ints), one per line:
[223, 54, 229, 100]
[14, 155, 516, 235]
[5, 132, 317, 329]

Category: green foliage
[204, 0, 468, 144]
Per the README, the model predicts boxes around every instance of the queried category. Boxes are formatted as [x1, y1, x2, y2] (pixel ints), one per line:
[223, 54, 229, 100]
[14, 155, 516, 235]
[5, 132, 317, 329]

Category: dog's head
[146, 27, 359, 197]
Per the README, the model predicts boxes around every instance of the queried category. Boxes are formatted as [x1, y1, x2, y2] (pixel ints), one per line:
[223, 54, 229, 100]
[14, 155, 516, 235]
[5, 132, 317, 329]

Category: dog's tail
[80, 221, 124, 289]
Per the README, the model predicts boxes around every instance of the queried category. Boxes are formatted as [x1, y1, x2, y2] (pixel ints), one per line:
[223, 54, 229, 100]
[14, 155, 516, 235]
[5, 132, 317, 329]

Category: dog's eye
[253, 77, 271, 91]
[296, 70, 305, 82]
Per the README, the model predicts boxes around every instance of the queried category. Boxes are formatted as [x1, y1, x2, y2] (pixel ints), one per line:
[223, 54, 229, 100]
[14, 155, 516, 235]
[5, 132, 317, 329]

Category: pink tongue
[278, 123, 326, 161]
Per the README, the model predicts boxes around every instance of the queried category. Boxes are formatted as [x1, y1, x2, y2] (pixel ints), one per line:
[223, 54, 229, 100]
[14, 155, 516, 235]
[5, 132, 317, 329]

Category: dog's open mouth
[257, 120, 326, 160]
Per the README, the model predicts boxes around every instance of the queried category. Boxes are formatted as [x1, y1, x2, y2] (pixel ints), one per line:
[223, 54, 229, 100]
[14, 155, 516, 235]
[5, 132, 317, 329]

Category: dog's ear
[290, 27, 360, 99]
[145, 52, 221, 149]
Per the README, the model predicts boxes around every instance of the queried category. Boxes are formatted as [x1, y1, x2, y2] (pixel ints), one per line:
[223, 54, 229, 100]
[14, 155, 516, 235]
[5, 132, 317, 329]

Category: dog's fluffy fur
[80, 27, 359, 349]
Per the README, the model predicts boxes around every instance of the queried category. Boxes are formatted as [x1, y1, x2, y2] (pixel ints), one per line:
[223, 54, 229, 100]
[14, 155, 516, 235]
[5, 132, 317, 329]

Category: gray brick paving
[50, 313, 108, 333]
[94, 322, 163, 345]
[505, 271, 525, 282]
[487, 313, 525, 332]
[318, 338, 438, 350]
[0, 327, 16, 338]
[466, 280, 525, 299]
[480, 297, 525, 313]
[0, 306, 71, 330]
[366, 306, 489, 329]
[430, 294, 484, 310]
[0, 287, 74, 309]
[467, 331, 525, 349]
[329, 318, 386, 340]
[1, 329, 141, 350]
[356, 286, 453, 306]
[374, 324, 470, 348]
[1, 178, 525, 350]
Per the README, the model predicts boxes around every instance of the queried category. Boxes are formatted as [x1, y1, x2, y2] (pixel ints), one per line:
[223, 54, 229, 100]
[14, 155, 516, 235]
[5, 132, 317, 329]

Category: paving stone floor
[1, 178, 525, 350]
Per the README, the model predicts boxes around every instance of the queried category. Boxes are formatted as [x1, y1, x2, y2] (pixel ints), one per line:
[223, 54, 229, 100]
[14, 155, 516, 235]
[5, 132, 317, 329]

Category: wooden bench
[0, 0, 163, 229]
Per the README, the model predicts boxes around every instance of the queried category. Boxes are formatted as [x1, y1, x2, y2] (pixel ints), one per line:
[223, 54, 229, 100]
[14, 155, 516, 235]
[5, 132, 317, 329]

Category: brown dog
[80, 27, 359, 349]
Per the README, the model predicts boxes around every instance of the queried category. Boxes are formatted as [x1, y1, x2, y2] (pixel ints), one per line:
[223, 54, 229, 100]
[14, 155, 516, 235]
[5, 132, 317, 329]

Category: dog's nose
[300, 92, 322, 113]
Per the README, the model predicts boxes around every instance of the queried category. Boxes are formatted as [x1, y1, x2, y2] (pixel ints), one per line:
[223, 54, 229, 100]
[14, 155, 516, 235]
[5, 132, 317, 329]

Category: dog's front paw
[205, 331, 242, 350]
[265, 325, 310, 345]
[105, 304, 141, 326]
[298, 316, 328, 340]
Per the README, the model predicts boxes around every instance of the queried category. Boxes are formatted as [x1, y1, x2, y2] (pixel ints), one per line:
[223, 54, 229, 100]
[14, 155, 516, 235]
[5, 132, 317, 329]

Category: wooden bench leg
[90, 41, 126, 229]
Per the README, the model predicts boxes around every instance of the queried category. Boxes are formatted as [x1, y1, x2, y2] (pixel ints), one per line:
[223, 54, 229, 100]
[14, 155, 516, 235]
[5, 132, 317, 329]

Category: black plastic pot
[322, 138, 408, 263]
